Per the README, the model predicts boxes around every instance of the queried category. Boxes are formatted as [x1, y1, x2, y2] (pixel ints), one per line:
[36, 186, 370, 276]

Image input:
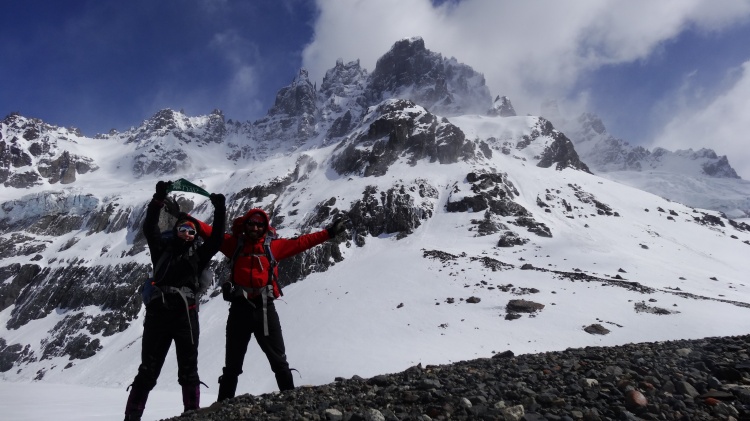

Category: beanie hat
[177, 221, 196, 230]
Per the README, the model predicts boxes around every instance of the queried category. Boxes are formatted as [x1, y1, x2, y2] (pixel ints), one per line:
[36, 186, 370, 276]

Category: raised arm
[143, 181, 171, 262]
[188, 210, 235, 258]
[197, 194, 227, 264]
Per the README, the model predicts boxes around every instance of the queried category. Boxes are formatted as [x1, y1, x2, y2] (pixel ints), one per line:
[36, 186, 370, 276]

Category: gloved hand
[210, 193, 226, 208]
[163, 197, 181, 217]
[326, 214, 350, 238]
[154, 180, 172, 201]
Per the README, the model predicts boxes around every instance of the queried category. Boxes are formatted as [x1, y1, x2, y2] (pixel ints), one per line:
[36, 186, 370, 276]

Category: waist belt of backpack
[151, 286, 197, 344]
[235, 284, 275, 336]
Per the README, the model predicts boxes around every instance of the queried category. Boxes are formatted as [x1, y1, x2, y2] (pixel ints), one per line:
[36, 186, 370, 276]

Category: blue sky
[3, 0, 750, 177]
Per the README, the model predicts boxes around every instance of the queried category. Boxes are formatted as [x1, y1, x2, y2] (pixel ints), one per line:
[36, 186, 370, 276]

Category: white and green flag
[168, 178, 211, 197]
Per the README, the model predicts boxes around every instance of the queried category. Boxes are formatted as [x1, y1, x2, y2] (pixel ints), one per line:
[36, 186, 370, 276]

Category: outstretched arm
[271, 214, 350, 260]
[272, 230, 331, 260]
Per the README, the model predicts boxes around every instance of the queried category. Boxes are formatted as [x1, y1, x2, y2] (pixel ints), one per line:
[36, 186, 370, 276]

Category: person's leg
[125, 309, 173, 419]
[217, 301, 253, 401]
[254, 301, 294, 391]
[175, 308, 201, 412]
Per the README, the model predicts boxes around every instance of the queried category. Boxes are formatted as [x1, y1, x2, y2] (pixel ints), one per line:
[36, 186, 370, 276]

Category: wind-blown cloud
[303, 0, 750, 177]
[304, 0, 748, 111]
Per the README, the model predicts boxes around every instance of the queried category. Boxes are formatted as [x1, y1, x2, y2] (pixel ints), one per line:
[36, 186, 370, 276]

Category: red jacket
[196, 208, 330, 298]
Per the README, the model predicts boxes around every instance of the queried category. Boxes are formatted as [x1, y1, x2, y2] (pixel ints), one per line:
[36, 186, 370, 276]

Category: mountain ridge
[1, 38, 749, 409]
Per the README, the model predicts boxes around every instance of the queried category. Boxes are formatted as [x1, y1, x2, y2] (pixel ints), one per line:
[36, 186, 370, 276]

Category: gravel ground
[167, 334, 750, 421]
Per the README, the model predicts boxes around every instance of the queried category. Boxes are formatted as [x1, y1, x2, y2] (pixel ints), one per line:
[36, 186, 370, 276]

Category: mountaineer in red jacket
[194, 208, 348, 401]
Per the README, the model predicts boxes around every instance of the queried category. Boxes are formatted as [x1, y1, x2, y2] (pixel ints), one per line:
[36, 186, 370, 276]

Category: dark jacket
[144, 198, 226, 295]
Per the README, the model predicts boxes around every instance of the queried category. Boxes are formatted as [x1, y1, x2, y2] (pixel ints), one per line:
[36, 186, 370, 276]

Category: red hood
[231, 208, 271, 237]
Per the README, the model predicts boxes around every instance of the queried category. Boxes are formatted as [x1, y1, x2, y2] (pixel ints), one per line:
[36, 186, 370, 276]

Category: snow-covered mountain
[1, 37, 749, 419]
[541, 103, 750, 218]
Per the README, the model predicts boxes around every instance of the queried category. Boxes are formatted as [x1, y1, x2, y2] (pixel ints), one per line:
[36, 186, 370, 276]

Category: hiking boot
[124, 384, 149, 421]
[182, 383, 200, 412]
[217, 374, 238, 402]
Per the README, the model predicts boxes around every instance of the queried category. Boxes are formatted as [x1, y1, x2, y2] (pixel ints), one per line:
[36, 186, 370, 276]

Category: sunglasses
[245, 221, 265, 229]
[177, 226, 197, 235]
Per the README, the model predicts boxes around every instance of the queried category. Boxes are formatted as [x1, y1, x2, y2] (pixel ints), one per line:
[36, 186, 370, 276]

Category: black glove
[326, 214, 350, 238]
[154, 180, 172, 201]
[210, 193, 226, 207]
[163, 197, 181, 217]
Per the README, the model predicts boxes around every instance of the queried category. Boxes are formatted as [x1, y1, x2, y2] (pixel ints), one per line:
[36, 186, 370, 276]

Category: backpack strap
[263, 233, 282, 297]
[152, 286, 197, 344]
[225, 233, 281, 337]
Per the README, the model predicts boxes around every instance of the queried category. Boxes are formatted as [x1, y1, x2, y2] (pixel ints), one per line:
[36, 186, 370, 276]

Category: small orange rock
[704, 397, 720, 406]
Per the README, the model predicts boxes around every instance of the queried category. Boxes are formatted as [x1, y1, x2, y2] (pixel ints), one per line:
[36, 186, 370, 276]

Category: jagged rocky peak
[703, 155, 740, 178]
[488, 95, 517, 117]
[529, 118, 591, 173]
[366, 37, 492, 116]
[0, 113, 98, 188]
[560, 112, 742, 179]
[126, 108, 230, 178]
[2, 112, 84, 139]
[667, 148, 740, 179]
[253, 68, 319, 145]
[319, 59, 369, 140]
[320, 59, 368, 96]
[267, 68, 318, 117]
[126, 108, 227, 146]
[576, 112, 607, 137]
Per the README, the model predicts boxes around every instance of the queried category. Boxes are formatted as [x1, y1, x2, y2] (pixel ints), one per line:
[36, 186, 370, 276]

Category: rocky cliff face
[319, 59, 369, 142]
[488, 95, 517, 117]
[123, 108, 229, 177]
[558, 112, 750, 217]
[0, 113, 98, 188]
[331, 99, 476, 177]
[252, 68, 319, 150]
[566, 113, 739, 178]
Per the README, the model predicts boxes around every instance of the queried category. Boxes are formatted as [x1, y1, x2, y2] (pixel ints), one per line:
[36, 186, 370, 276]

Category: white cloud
[651, 61, 750, 179]
[303, 0, 750, 137]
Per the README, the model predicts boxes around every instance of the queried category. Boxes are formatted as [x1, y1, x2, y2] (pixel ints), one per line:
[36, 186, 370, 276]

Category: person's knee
[133, 365, 158, 391]
[221, 366, 242, 379]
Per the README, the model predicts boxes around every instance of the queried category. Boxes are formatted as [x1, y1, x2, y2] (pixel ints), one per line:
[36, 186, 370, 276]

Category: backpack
[223, 229, 281, 298]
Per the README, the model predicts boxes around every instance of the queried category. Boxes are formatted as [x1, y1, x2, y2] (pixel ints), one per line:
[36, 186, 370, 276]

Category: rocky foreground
[169, 335, 750, 421]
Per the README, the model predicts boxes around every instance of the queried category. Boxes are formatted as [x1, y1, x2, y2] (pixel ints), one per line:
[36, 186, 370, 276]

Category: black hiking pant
[126, 296, 201, 417]
[217, 297, 293, 401]
[130, 295, 201, 387]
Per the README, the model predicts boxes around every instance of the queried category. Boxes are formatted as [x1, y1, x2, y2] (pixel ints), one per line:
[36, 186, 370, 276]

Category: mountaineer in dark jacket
[194, 208, 349, 401]
[123, 181, 226, 421]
